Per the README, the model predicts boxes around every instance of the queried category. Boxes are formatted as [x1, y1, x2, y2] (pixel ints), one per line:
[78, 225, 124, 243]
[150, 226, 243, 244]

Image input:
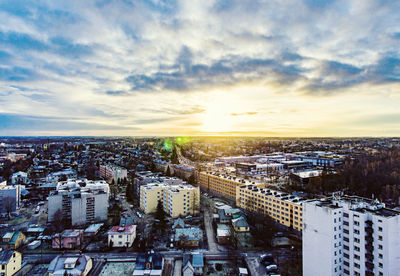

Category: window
[354, 237, 360, 243]
[379, 244, 383, 250]
[378, 236, 383, 241]
[379, 263, 383, 268]
[343, 221, 349, 226]
[378, 227, 383, 232]
[354, 263, 360, 268]
[344, 245, 349, 250]
[354, 246, 360, 252]
[354, 221, 360, 226]
[354, 254, 360, 260]
[343, 212, 349, 217]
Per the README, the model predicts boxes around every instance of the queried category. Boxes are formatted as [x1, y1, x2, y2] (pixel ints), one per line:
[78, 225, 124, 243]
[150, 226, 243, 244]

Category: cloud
[0, 113, 139, 133]
[230, 112, 258, 116]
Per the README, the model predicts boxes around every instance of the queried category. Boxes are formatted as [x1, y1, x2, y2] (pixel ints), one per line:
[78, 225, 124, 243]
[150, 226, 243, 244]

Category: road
[203, 210, 218, 253]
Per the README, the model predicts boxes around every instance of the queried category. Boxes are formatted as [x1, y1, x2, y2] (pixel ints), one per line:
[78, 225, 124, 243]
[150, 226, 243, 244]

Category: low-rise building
[1, 232, 26, 250]
[108, 225, 136, 247]
[47, 254, 92, 276]
[133, 252, 163, 276]
[0, 182, 21, 214]
[0, 250, 21, 276]
[52, 230, 83, 249]
[231, 217, 250, 232]
[174, 227, 203, 247]
[11, 172, 28, 185]
[182, 252, 204, 276]
[216, 224, 231, 245]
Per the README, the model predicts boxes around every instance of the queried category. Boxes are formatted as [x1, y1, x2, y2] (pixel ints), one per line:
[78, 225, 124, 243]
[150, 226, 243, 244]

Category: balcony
[365, 261, 374, 271]
[365, 253, 374, 261]
[365, 244, 374, 251]
[365, 226, 373, 234]
[365, 236, 373, 243]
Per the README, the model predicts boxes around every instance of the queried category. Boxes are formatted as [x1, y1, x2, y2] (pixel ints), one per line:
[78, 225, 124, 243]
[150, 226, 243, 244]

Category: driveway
[204, 210, 218, 253]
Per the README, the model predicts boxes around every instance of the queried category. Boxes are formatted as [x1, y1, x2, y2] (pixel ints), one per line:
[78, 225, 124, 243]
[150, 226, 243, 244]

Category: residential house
[172, 218, 185, 229]
[47, 254, 92, 276]
[132, 252, 164, 276]
[216, 224, 231, 245]
[231, 217, 250, 232]
[83, 223, 103, 237]
[52, 230, 83, 249]
[218, 209, 230, 224]
[1, 232, 26, 250]
[175, 228, 203, 247]
[182, 253, 204, 276]
[108, 225, 136, 247]
[0, 250, 21, 276]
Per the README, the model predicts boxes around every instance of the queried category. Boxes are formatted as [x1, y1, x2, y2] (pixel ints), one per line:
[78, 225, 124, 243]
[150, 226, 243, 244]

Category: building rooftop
[109, 225, 136, 235]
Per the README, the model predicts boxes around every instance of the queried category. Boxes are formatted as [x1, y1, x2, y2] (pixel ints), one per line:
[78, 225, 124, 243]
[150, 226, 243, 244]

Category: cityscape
[1, 1, 400, 276]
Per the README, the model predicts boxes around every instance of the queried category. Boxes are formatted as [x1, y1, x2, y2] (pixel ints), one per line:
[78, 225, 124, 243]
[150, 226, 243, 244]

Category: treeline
[306, 150, 400, 204]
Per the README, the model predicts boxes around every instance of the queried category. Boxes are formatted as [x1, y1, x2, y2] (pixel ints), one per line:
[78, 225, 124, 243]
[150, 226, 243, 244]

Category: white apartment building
[56, 179, 109, 195]
[303, 195, 400, 276]
[48, 188, 109, 226]
[140, 183, 199, 217]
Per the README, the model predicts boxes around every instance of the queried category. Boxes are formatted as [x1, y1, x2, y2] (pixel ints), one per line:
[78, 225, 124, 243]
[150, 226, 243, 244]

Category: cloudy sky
[0, 0, 399, 136]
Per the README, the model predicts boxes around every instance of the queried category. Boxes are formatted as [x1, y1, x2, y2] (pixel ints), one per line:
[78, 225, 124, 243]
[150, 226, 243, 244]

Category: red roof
[109, 225, 136, 235]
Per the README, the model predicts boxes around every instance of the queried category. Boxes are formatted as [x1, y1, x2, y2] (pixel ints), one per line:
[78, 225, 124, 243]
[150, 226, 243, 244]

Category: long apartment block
[198, 171, 260, 199]
[303, 195, 400, 276]
[140, 183, 200, 217]
[236, 184, 305, 232]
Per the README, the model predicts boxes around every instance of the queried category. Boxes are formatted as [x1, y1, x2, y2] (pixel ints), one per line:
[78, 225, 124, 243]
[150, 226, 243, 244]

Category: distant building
[289, 170, 323, 187]
[48, 188, 108, 226]
[52, 230, 83, 249]
[108, 225, 136, 247]
[99, 164, 127, 183]
[198, 172, 259, 200]
[56, 179, 109, 194]
[11, 172, 28, 185]
[231, 217, 250, 232]
[303, 195, 400, 276]
[0, 250, 22, 276]
[133, 252, 164, 276]
[47, 254, 92, 276]
[140, 183, 199, 217]
[1, 232, 26, 250]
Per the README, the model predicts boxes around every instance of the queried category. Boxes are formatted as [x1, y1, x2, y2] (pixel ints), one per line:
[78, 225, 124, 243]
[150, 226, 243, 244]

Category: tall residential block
[303, 195, 400, 276]
[236, 184, 305, 232]
[140, 183, 199, 217]
[48, 184, 109, 226]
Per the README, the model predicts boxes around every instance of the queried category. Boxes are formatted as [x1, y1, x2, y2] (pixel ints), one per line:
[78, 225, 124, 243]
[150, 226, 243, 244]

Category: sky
[0, 0, 399, 137]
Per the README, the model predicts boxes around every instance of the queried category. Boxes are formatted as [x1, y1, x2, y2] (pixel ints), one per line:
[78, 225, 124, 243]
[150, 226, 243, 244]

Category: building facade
[140, 183, 199, 217]
[0, 250, 21, 276]
[0, 182, 21, 214]
[236, 184, 305, 232]
[108, 225, 136, 247]
[198, 172, 257, 200]
[99, 164, 127, 183]
[48, 189, 108, 226]
[303, 195, 400, 276]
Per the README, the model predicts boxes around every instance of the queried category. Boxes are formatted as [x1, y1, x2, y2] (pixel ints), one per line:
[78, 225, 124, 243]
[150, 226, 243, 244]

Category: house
[172, 218, 185, 229]
[1, 232, 26, 249]
[47, 254, 92, 276]
[175, 228, 203, 247]
[216, 224, 231, 245]
[0, 250, 21, 276]
[239, 267, 249, 276]
[218, 209, 230, 224]
[84, 223, 103, 237]
[132, 252, 164, 276]
[224, 208, 242, 218]
[52, 230, 83, 249]
[231, 217, 250, 232]
[182, 253, 204, 276]
[120, 213, 134, 226]
[108, 225, 136, 247]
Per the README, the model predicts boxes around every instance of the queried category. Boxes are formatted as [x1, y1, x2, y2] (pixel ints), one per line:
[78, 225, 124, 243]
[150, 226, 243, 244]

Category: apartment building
[0, 182, 21, 214]
[140, 183, 199, 217]
[48, 188, 108, 226]
[303, 195, 400, 276]
[236, 184, 305, 232]
[99, 163, 127, 183]
[56, 179, 109, 195]
[199, 172, 258, 200]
